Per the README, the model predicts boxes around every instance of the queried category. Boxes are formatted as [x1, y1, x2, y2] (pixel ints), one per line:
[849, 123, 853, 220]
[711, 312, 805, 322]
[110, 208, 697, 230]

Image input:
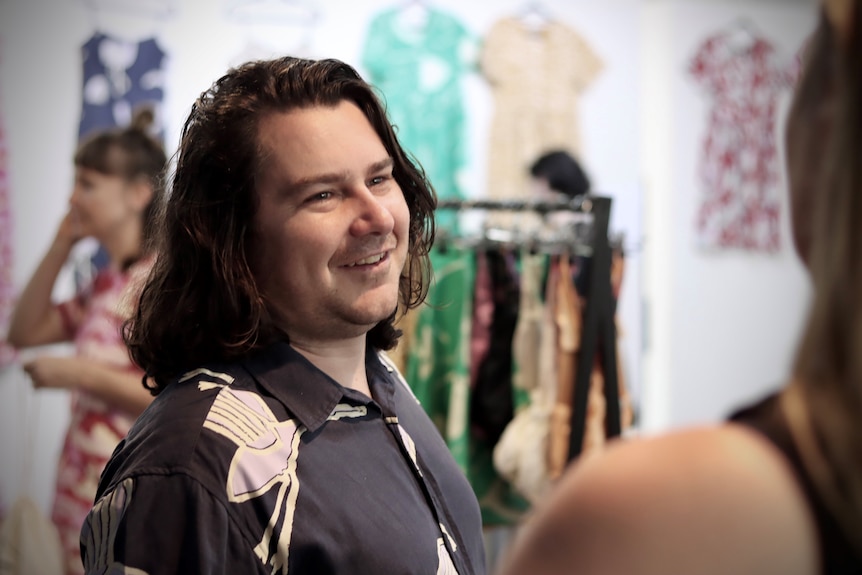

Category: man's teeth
[348, 253, 385, 267]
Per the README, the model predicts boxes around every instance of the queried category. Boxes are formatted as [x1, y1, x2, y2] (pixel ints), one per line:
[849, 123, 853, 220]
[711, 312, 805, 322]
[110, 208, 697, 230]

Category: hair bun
[130, 106, 156, 132]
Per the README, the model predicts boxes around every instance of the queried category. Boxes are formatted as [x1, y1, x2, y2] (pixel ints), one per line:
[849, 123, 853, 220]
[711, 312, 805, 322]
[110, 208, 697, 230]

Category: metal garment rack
[436, 195, 622, 461]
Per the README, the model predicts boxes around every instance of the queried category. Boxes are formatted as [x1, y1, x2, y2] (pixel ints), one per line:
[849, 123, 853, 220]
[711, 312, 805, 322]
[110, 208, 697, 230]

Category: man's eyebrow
[288, 157, 394, 191]
[368, 158, 394, 174]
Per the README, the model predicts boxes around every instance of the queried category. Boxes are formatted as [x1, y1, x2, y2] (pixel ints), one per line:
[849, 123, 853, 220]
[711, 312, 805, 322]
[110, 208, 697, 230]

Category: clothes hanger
[82, 0, 175, 22]
[725, 16, 763, 52]
[80, 0, 173, 42]
[517, 1, 552, 32]
[226, 0, 320, 27]
[395, 0, 431, 32]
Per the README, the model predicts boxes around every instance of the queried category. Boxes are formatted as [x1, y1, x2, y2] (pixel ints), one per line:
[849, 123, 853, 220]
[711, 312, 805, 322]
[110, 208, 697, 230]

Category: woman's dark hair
[787, 5, 862, 552]
[529, 150, 591, 198]
[124, 56, 437, 393]
[74, 107, 167, 251]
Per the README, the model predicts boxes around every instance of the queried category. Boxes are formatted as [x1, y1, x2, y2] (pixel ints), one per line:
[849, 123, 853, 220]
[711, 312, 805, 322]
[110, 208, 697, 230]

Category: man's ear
[824, 0, 856, 46]
[129, 177, 155, 213]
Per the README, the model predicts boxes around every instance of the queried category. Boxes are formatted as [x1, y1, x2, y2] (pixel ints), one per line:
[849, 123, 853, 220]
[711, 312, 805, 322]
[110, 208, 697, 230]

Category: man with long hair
[78, 57, 486, 575]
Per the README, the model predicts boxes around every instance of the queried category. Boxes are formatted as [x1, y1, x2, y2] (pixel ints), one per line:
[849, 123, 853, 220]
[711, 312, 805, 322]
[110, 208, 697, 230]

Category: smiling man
[78, 57, 486, 575]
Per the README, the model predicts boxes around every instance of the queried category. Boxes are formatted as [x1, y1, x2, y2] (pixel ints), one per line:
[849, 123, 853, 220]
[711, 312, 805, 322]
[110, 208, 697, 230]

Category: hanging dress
[78, 31, 166, 141]
[689, 25, 796, 252]
[361, 5, 475, 234]
[77, 31, 166, 276]
[480, 16, 602, 213]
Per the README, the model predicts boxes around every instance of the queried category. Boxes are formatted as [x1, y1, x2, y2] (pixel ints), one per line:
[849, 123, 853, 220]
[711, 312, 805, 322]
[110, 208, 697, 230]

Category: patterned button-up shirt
[80, 341, 486, 575]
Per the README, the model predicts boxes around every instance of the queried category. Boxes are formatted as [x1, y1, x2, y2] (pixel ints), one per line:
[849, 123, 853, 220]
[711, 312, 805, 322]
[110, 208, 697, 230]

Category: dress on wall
[689, 24, 796, 252]
[480, 17, 603, 208]
[361, 5, 475, 234]
[78, 32, 166, 142]
[77, 31, 166, 275]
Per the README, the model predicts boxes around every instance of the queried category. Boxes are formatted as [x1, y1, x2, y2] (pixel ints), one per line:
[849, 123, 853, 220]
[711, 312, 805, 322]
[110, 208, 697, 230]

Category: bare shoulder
[496, 425, 818, 575]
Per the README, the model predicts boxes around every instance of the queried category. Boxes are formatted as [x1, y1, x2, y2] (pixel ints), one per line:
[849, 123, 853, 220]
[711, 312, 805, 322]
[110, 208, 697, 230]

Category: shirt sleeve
[80, 474, 263, 575]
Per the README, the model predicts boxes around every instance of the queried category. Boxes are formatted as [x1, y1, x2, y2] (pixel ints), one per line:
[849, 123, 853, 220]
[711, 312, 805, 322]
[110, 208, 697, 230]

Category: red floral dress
[52, 256, 151, 575]
[689, 26, 797, 252]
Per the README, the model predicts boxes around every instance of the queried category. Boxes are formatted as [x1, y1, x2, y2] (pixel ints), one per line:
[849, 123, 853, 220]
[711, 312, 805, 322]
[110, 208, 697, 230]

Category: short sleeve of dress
[80, 474, 261, 575]
[689, 35, 721, 92]
[360, 10, 391, 83]
[478, 19, 508, 86]
[570, 28, 604, 92]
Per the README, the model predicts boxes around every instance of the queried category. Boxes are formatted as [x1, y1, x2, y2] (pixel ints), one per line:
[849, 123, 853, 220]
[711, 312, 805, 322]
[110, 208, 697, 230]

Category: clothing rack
[436, 195, 622, 461]
[437, 196, 592, 214]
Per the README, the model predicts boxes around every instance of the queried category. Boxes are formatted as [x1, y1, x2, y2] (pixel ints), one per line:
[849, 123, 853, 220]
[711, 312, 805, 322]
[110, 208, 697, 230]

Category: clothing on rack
[471, 249, 519, 447]
[398, 196, 631, 517]
[404, 248, 475, 470]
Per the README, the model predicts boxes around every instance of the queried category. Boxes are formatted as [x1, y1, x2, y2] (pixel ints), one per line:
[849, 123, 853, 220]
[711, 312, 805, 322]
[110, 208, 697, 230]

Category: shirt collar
[239, 340, 395, 432]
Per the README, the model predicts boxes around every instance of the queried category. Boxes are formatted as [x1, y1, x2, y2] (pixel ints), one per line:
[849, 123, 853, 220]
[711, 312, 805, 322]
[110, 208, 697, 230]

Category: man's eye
[309, 191, 333, 202]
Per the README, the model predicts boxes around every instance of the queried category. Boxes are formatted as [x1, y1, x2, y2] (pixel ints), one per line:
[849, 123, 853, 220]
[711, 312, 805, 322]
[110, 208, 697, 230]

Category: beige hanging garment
[547, 254, 580, 479]
[492, 256, 560, 504]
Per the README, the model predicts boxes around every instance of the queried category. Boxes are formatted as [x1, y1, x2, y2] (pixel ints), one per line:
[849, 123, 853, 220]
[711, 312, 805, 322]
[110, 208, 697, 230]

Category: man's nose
[350, 187, 395, 236]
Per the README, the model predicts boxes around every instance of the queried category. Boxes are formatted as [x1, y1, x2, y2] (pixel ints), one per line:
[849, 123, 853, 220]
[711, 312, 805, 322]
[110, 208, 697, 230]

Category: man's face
[252, 101, 410, 346]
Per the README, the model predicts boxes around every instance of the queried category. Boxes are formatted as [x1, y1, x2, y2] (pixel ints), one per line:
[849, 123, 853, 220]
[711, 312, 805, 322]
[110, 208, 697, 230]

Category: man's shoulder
[98, 363, 260, 496]
[144, 363, 253, 422]
[375, 350, 419, 401]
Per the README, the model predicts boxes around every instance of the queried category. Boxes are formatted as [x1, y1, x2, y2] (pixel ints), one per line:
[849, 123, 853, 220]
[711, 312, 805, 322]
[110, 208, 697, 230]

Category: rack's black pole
[567, 196, 620, 459]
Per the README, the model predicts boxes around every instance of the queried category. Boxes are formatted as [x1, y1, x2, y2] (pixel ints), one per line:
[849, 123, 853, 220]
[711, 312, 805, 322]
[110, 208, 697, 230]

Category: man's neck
[289, 337, 372, 397]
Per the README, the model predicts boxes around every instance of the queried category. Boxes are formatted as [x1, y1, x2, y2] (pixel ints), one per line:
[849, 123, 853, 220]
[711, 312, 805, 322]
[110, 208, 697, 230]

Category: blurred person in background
[7, 107, 165, 575]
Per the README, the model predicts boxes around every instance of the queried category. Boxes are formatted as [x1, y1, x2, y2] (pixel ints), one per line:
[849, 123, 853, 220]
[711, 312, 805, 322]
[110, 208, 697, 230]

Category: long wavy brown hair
[785, 3, 862, 552]
[124, 57, 437, 393]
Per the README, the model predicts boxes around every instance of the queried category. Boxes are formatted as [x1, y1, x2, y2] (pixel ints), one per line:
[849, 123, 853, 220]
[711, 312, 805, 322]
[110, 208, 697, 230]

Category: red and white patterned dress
[689, 25, 797, 252]
[0, 78, 15, 368]
[52, 255, 152, 575]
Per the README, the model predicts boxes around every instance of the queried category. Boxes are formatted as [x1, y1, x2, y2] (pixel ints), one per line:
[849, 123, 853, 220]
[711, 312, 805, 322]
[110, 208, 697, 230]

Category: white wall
[640, 0, 816, 431]
[0, 0, 816, 518]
